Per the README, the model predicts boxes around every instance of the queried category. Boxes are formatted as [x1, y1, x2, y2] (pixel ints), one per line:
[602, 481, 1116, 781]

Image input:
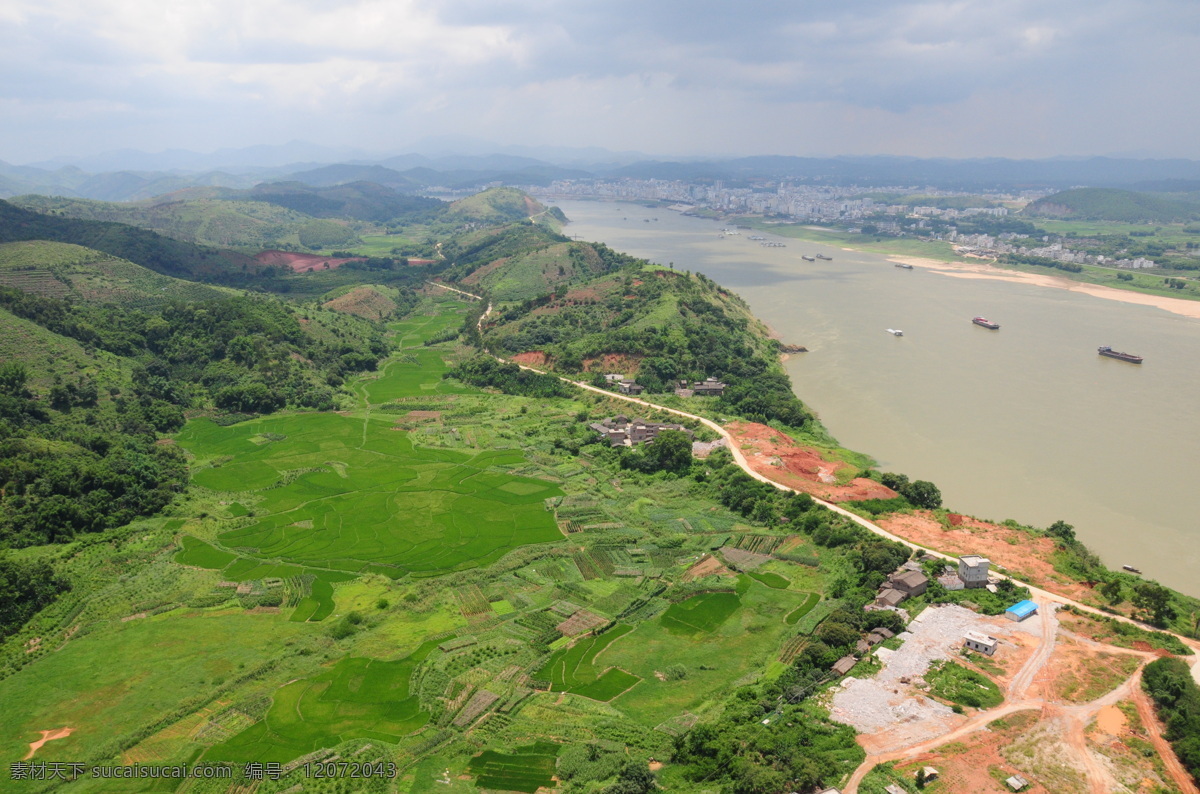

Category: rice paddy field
[205, 642, 437, 764]
[0, 293, 846, 792]
[177, 412, 563, 579]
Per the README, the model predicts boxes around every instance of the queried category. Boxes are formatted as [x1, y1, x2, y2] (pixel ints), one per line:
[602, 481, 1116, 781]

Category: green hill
[247, 181, 445, 224]
[0, 198, 252, 279]
[460, 240, 616, 301]
[445, 186, 559, 226]
[1024, 188, 1200, 222]
[0, 241, 232, 307]
[12, 195, 314, 249]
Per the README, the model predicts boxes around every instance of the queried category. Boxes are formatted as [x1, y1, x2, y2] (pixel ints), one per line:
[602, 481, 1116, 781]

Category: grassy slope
[0, 240, 233, 306]
[463, 241, 611, 302]
[0, 307, 130, 390]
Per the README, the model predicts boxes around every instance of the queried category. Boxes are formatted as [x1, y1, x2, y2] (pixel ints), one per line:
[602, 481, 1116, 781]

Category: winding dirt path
[23, 728, 74, 760]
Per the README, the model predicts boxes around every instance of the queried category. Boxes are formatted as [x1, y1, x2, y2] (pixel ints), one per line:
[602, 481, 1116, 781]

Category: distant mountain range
[8, 141, 1200, 204]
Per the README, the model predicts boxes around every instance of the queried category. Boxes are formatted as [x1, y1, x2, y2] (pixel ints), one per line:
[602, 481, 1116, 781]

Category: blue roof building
[1005, 600, 1038, 621]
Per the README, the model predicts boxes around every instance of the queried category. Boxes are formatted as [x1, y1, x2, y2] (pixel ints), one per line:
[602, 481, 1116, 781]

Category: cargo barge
[1098, 346, 1143, 364]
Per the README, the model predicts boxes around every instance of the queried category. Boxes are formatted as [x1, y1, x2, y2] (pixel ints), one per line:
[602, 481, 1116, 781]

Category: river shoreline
[886, 254, 1200, 320]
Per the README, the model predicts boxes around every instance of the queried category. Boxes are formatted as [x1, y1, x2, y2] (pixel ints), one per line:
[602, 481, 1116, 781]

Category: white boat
[886, 329, 903, 336]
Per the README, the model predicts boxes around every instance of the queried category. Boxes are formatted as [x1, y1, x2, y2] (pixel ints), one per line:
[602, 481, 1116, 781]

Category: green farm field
[388, 300, 470, 349]
[467, 741, 560, 793]
[176, 413, 563, 578]
[205, 642, 436, 764]
[362, 348, 476, 403]
[535, 624, 639, 701]
[604, 581, 818, 725]
[0, 611, 308, 764]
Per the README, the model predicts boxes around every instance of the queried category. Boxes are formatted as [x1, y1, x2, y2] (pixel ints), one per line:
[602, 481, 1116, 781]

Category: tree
[1100, 579, 1124, 605]
[642, 429, 693, 475]
[1132, 581, 1177, 626]
[1046, 520, 1076, 543]
[904, 480, 942, 509]
[605, 761, 656, 794]
[0, 362, 30, 398]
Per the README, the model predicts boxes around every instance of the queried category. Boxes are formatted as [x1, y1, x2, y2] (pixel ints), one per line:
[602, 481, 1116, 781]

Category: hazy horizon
[4, 1, 1200, 164]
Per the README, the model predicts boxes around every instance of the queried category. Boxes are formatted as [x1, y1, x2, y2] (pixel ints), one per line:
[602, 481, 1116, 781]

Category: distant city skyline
[3, 0, 1199, 163]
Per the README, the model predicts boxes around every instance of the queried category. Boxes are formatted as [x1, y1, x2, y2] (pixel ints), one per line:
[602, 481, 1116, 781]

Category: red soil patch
[24, 727, 74, 760]
[726, 421, 898, 502]
[682, 554, 735, 582]
[876, 512, 1093, 600]
[582, 353, 644, 374]
[253, 250, 366, 273]
[893, 712, 1050, 794]
[406, 259, 435, 266]
[511, 351, 549, 367]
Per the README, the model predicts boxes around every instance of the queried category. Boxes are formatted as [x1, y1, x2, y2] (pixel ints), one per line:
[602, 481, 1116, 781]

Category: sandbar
[887, 255, 1200, 320]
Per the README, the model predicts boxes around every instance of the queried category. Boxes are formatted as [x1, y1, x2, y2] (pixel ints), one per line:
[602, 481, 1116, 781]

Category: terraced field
[362, 348, 476, 402]
[659, 592, 743, 635]
[389, 303, 468, 349]
[534, 624, 640, 701]
[177, 413, 563, 578]
[467, 741, 561, 793]
[205, 642, 436, 764]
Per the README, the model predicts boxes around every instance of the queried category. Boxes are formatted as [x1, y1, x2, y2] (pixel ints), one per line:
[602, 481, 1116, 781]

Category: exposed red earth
[726, 420, 898, 502]
[253, 250, 366, 272]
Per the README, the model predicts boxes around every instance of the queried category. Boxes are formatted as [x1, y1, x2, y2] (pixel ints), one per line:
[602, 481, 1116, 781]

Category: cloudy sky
[3, 0, 1199, 163]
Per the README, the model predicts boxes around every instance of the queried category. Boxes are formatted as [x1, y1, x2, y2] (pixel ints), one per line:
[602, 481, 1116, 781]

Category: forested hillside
[0, 284, 396, 550]
[0, 198, 252, 279]
[1024, 187, 1200, 222]
[480, 264, 814, 429]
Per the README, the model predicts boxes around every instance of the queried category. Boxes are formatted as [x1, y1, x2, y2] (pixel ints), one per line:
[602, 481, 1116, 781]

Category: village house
[874, 588, 907, 608]
[867, 627, 895, 645]
[831, 656, 857, 676]
[963, 630, 999, 656]
[616, 379, 644, 395]
[690, 377, 727, 396]
[887, 569, 928, 597]
[958, 554, 991, 589]
[589, 415, 692, 447]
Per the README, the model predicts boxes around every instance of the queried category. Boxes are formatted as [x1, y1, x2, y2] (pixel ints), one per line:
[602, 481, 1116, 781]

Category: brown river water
[553, 199, 1200, 597]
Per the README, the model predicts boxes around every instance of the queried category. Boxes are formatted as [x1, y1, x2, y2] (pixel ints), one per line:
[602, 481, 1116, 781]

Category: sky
[3, 0, 1200, 164]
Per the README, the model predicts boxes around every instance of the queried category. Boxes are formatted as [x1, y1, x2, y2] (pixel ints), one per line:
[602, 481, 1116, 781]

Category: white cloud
[1, 0, 1199, 160]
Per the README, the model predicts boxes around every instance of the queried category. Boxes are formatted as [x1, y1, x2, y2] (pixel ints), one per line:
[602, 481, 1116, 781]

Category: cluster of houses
[601, 374, 728, 398]
[830, 626, 897, 676]
[588, 415, 693, 448]
[872, 554, 996, 610]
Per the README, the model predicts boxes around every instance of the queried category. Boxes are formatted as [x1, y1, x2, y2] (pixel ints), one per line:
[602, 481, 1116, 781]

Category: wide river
[553, 199, 1200, 597]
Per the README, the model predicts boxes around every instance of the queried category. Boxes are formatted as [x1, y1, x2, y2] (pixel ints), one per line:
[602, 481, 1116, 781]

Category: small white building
[958, 554, 991, 588]
[963, 630, 999, 656]
[1006, 774, 1029, 791]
